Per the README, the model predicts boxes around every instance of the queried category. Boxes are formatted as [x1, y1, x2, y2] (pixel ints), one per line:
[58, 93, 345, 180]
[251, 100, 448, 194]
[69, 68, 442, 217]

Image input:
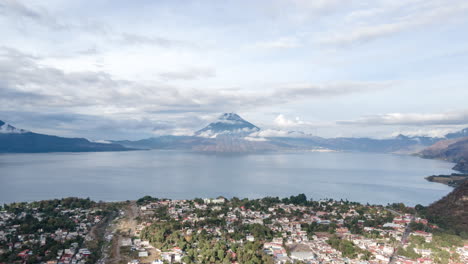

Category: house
[203, 197, 226, 204]
[272, 237, 283, 244]
[17, 250, 29, 258]
[290, 251, 315, 261]
[121, 238, 132, 246]
[383, 223, 404, 229]
[417, 258, 433, 264]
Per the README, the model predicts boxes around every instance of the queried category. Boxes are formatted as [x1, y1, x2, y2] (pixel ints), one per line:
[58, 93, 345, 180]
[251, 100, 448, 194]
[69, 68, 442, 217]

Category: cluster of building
[0, 205, 103, 264]
[127, 198, 467, 264]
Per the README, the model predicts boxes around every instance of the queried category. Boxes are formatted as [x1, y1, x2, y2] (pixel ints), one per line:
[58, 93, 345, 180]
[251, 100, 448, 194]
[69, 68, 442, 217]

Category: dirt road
[106, 202, 139, 264]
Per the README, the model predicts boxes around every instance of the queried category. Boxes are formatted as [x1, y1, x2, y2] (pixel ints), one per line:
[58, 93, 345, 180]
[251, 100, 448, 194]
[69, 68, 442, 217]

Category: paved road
[388, 213, 415, 264]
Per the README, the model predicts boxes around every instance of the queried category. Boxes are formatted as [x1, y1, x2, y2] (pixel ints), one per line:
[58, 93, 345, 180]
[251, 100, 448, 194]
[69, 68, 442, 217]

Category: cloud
[319, 0, 468, 46]
[0, 47, 390, 115]
[159, 67, 216, 81]
[272, 81, 394, 100]
[253, 37, 301, 49]
[0, 86, 46, 101]
[0, 110, 203, 140]
[389, 128, 461, 138]
[249, 129, 290, 137]
[0, 1, 189, 51]
[248, 129, 310, 138]
[119, 33, 190, 48]
[244, 136, 268, 142]
[337, 110, 468, 126]
[274, 114, 310, 128]
[0, 0, 109, 34]
[266, 0, 349, 21]
[0, 0, 66, 30]
[0, 47, 397, 139]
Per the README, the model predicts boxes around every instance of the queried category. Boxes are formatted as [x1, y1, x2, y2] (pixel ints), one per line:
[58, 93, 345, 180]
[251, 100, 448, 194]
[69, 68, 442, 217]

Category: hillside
[426, 179, 468, 235]
[419, 136, 468, 172]
[0, 120, 131, 153]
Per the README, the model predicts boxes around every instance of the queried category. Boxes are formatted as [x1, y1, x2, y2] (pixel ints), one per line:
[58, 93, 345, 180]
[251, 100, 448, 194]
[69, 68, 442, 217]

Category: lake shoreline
[425, 173, 468, 187]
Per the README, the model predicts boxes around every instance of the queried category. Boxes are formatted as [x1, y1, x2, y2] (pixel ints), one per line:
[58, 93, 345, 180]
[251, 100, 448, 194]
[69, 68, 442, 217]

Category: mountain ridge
[3, 115, 468, 155]
[419, 136, 468, 173]
[195, 113, 260, 138]
[0, 120, 29, 134]
[114, 113, 465, 153]
[0, 120, 132, 153]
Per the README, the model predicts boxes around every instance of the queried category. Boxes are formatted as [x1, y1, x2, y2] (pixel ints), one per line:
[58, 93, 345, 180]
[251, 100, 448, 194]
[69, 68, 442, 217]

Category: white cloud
[337, 110, 468, 126]
[389, 128, 460, 138]
[272, 81, 395, 99]
[274, 114, 309, 127]
[159, 67, 216, 81]
[0, 47, 391, 116]
[249, 129, 290, 137]
[249, 129, 310, 138]
[319, 0, 468, 46]
[253, 37, 301, 49]
[244, 136, 268, 142]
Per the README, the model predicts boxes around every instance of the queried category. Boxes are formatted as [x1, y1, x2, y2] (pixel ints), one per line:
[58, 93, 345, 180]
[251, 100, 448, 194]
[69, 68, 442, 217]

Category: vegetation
[327, 235, 372, 260]
[140, 220, 274, 264]
[415, 180, 468, 238]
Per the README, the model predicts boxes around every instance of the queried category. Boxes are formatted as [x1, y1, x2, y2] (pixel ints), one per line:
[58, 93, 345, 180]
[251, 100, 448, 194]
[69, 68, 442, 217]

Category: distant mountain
[112, 136, 214, 150]
[195, 113, 260, 137]
[419, 136, 468, 172]
[114, 113, 449, 153]
[192, 134, 281, 152]
[321, 134, 440, 153]
[425, 179, 468, 234]
[114, 114, 284, 153]
[445, 128, 468, 139]
[0, 120, 28, 134]
[0, 120, 132, 153]
[5, 115, 463, 154]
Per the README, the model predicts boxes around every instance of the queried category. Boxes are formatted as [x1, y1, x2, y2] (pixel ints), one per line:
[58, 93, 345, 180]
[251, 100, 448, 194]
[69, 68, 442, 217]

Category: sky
[1, 0, 468, 140]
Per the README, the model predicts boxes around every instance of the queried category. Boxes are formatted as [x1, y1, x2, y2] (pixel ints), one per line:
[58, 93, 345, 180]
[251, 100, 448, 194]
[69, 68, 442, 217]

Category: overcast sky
[1, 0, 468, 140]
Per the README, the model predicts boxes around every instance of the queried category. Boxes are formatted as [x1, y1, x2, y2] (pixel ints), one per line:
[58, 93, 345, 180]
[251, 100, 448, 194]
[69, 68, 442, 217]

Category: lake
[0, 150, 454, 205]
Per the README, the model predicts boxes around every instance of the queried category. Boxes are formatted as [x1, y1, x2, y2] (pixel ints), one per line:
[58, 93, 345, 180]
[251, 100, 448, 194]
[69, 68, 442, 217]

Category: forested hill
[425, 179, 468, 235]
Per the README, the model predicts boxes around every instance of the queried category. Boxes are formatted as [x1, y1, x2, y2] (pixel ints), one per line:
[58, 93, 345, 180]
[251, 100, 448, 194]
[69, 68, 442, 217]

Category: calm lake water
[0, 150, 454, 205]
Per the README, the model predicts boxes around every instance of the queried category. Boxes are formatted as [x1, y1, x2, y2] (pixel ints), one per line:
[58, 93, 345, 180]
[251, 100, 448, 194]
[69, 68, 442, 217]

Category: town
[0, 198, 116, 264]
[106, 195, 467, 264]
[1, 195, 466, 264]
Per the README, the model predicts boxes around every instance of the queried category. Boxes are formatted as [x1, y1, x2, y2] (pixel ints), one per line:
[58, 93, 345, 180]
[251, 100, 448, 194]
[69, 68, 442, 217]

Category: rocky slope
[419, 136, 468, 172]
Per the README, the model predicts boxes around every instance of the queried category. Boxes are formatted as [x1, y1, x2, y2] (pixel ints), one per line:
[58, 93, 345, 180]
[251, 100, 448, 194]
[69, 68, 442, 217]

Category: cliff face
[420, 137, 468, 172]
[426, 179, 468, 234]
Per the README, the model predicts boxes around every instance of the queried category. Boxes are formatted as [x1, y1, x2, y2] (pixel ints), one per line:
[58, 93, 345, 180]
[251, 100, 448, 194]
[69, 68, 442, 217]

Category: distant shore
[425, 173, 468, 187]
